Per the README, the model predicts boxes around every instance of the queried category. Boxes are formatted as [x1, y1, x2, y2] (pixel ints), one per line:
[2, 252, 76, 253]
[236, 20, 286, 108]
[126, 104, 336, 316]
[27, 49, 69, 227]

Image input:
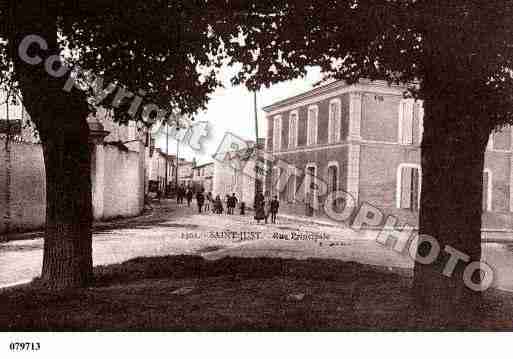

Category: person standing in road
[231, 193, 239, 215]
[205, 192, 212, 212]
[196, 190, 205, 213]
[186, 188, 193, 207]
[176, 186, 183, 204]
[254, 191, 265, 224]
[215, 195, 224, 214]
[270, 195, 280, 224]
[225, 195, 231, 214]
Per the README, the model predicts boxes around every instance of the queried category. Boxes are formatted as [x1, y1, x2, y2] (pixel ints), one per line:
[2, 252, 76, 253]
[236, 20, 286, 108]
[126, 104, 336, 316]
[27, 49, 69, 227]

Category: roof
[262, 80, 347, 113]
[155, 148, 177, 160]
[262, 79, 406, 113]
[193, 162, 214, 170]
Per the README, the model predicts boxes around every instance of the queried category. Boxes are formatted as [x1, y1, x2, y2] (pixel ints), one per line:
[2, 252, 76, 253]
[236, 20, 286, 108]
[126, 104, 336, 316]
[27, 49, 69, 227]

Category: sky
[155, 66, 324, 165]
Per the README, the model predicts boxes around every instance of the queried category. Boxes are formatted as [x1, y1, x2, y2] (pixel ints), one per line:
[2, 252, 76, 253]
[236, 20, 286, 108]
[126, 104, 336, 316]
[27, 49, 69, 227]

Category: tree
[0, 1, 226, 290]
[213, 1, 513, 324]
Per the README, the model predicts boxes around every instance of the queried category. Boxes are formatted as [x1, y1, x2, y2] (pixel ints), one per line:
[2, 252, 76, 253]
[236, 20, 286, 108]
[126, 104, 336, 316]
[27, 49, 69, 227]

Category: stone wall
[0, 138, 145, 234]
[0, 139, 46, 233]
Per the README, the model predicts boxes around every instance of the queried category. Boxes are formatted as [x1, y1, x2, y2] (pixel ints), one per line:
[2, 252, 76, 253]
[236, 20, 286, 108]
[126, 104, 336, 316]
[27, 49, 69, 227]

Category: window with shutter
[399, 100, 414, 145]
[289, 112, 298, 149]
[418, 101, 424, 144]
[327, 165, 338, 193]
[398, 165, 420, 210]
[483, 170, 492, 212]
[307, 106, 318, 146]
[329, 100, 341, 143]
[273, 116, 281, 152]
[287, 167, 296, 202]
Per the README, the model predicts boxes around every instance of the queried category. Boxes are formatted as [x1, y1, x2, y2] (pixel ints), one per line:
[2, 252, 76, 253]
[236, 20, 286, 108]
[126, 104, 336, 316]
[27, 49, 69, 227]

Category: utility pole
[3, 89, 12, 235]
[175, 137, 179, 191]
[253, 91, 261, 199]
[164, 121, 169, 197]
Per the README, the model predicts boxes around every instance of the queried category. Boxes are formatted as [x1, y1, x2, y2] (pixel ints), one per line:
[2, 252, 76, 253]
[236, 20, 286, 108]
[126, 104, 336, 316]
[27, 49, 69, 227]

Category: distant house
[192, 162, 214, 192]
[147, 148, 175, 194]
[212, 139, 264, 208]
[177, 159, 194, 188]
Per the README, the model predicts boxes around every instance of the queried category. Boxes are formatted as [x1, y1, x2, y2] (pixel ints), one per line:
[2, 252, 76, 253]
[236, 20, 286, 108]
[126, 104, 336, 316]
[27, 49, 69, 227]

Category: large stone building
[263, 79, 513, 228]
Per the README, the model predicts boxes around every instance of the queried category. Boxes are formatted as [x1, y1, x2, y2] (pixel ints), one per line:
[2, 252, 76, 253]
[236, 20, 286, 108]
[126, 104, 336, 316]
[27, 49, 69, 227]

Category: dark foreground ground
[1, 256, 512, 331]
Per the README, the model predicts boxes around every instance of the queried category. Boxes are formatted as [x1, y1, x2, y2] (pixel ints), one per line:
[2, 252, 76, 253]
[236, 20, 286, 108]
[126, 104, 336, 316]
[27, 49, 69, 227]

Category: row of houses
[0, 92, 214, 234]
[3, 78, 512, 233]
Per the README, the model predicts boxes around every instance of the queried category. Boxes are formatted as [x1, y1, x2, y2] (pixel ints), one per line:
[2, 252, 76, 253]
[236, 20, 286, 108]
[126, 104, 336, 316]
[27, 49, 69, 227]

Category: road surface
[1, 201, 513, 291]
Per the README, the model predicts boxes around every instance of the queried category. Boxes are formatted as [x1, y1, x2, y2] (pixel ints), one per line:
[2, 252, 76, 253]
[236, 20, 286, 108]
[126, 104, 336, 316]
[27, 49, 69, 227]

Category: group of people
[254, 191, 280, 224]
[211, 193, 241, 215]
[176, 186, 243, 215]
[176, 186, 280, 223]
[176, 186, 194, 207]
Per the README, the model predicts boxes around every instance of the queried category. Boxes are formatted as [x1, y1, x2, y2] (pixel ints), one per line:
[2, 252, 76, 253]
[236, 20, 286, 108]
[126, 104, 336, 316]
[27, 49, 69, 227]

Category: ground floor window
[396, 164, 421, 210]
[287, 167, 296, 203]
[327, 164, 338, 193]
[305, 164, 317, 216]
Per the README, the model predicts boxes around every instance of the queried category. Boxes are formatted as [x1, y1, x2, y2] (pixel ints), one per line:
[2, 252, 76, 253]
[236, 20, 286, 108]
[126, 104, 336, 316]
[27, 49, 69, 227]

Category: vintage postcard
[0, 1, 512, 357]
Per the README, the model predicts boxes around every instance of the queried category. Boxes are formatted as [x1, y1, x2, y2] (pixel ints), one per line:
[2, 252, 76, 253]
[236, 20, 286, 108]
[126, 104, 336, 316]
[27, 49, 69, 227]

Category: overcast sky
[156, 66, 323, 165]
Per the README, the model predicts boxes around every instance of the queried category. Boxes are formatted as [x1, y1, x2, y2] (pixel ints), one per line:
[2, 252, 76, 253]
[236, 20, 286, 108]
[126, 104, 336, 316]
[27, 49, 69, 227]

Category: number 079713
[9, 342, 41, 351]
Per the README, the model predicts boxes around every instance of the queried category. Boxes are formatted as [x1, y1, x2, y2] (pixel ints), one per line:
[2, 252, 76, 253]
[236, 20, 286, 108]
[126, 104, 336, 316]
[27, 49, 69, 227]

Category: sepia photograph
[0, 0, 513, 356]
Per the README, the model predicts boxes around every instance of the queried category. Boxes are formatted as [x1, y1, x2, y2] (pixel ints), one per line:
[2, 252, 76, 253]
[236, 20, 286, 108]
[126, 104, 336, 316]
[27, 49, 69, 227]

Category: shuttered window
[289, 112, 298, 149]
[329, 100, 341, 144]
[483, 170, 492, 212]
[307, 106, 318, 146]
[399, 100, 414, 145]
[399, 166, 420, 210]
[287, 167, 296, 202]
[273, 116, 282, 152]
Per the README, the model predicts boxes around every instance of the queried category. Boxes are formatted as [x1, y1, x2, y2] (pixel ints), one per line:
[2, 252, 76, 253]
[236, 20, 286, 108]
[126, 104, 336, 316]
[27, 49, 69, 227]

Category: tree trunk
[9, 8, 94, 290]
[414, 80, 491, 327]
[40, 127, 93, 289]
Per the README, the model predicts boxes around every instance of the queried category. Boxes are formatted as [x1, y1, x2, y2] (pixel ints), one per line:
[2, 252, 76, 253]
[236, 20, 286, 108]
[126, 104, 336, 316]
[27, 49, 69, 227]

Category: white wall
[0, 139, 145, 234]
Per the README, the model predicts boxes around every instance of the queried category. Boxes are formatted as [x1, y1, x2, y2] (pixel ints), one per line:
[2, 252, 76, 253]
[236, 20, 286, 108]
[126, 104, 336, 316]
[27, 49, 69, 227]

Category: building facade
[147, 148, 175, 194]
[192, 162, 214, 192]
[263, 80, 513, 228]
[178, 159, 194, 188]
[212, 142, 259, 208]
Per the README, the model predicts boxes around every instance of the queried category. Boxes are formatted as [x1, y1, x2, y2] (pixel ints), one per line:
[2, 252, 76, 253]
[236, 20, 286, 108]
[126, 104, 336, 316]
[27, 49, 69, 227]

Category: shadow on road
[2, 255, 513, 331]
